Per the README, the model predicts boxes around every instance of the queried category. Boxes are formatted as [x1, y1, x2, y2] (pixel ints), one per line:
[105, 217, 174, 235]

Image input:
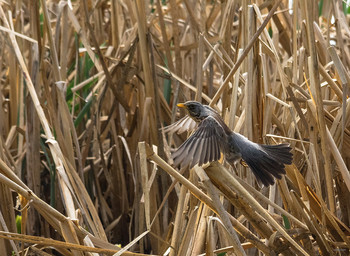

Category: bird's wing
[162, 116, 197, 134]
[172, 116, 225, 169]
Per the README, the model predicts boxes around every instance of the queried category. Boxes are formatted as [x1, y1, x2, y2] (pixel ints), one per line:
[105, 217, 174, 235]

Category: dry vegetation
[1, 0, 350, 255]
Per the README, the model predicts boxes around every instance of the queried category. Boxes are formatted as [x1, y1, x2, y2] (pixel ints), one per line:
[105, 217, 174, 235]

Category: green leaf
[74, 96, 94, 127]
[16, 215, 21, 233]
[282, 214, 291, 229]
[318, 0, 323, 17]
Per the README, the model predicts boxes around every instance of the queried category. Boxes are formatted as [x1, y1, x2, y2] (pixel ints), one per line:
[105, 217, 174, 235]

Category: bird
[164, 101, 293, 186]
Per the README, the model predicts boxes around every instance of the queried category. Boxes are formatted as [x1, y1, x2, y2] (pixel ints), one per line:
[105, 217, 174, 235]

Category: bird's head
[177, 101, 209, 121]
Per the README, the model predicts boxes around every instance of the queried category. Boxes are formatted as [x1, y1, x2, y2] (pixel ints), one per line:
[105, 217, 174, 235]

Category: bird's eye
[187, 105, 200, 117]
[188, 106, 196, 112]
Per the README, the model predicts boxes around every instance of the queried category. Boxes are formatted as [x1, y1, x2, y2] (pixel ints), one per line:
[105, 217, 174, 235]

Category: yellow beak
[177, 103, 186, 108]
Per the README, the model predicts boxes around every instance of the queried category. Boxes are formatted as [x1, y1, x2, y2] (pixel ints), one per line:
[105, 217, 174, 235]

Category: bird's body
[166, 101, 293, 186]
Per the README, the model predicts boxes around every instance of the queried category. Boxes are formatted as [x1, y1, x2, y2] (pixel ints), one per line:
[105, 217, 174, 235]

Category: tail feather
[230, 133, 293, 186]
[242, 144, 292, 186]
[260, 144, 293, 165]
[245, 158, 275, 186]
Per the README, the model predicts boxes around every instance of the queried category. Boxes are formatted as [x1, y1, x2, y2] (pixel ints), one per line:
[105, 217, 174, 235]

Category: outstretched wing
[162, 116, 197, 134]
[172, 116, 225, 169]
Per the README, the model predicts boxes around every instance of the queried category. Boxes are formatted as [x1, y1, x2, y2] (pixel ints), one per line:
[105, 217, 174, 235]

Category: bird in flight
[164, 101, 293, 186]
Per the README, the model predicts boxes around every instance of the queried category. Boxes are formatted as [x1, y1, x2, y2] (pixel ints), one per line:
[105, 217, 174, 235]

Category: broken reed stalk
[142, 142, 309, 256]
[0, 159, 143, 255]
[205, 162, 309, 256]
[142, 142, 274, 253]
[210, 0, 281, 107]
[0, 231, 152, 256]
[307, 101, 350, 191]
[0, 6, 89, 240]
[2, 0, 350, 255]
[304, 1, 335, 213]
[194, 166, 246, 256]
[233, 175, 308, 230]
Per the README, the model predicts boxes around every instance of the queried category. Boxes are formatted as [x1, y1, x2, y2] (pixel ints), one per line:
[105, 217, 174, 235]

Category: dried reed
[0, 1, 350, 255]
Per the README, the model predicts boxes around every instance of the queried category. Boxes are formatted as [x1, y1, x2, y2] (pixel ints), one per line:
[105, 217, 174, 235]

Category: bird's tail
[230, 133, 293, 186]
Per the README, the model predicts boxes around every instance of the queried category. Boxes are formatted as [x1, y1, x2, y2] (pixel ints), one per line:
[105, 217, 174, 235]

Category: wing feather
[192, 137, 204, 166]
[162, 116, 197, 134]
[172, 116, 225, 169]
[211, 134, 219, 161]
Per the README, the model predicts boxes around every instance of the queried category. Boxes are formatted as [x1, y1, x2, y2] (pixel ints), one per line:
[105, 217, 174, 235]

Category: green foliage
[16, 215, 21, 233]
[66, 35, 98, 128]
[74, 96, 94, 127]
[163, 56, 172, 104]
[282, 214, 291, 229]
[345, 1, 350, 14]
[318, 0, 323, 17]
[268, 26, 272, 37]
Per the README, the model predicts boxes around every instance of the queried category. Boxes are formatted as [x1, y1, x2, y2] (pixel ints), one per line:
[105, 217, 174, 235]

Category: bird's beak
[177, 103, 186, 108]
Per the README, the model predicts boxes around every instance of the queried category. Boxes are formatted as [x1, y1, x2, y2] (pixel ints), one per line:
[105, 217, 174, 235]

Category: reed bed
[0, 0, 350, 255]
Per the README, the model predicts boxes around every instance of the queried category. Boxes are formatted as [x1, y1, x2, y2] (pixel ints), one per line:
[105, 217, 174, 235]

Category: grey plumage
[164, 101, 293, 186]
